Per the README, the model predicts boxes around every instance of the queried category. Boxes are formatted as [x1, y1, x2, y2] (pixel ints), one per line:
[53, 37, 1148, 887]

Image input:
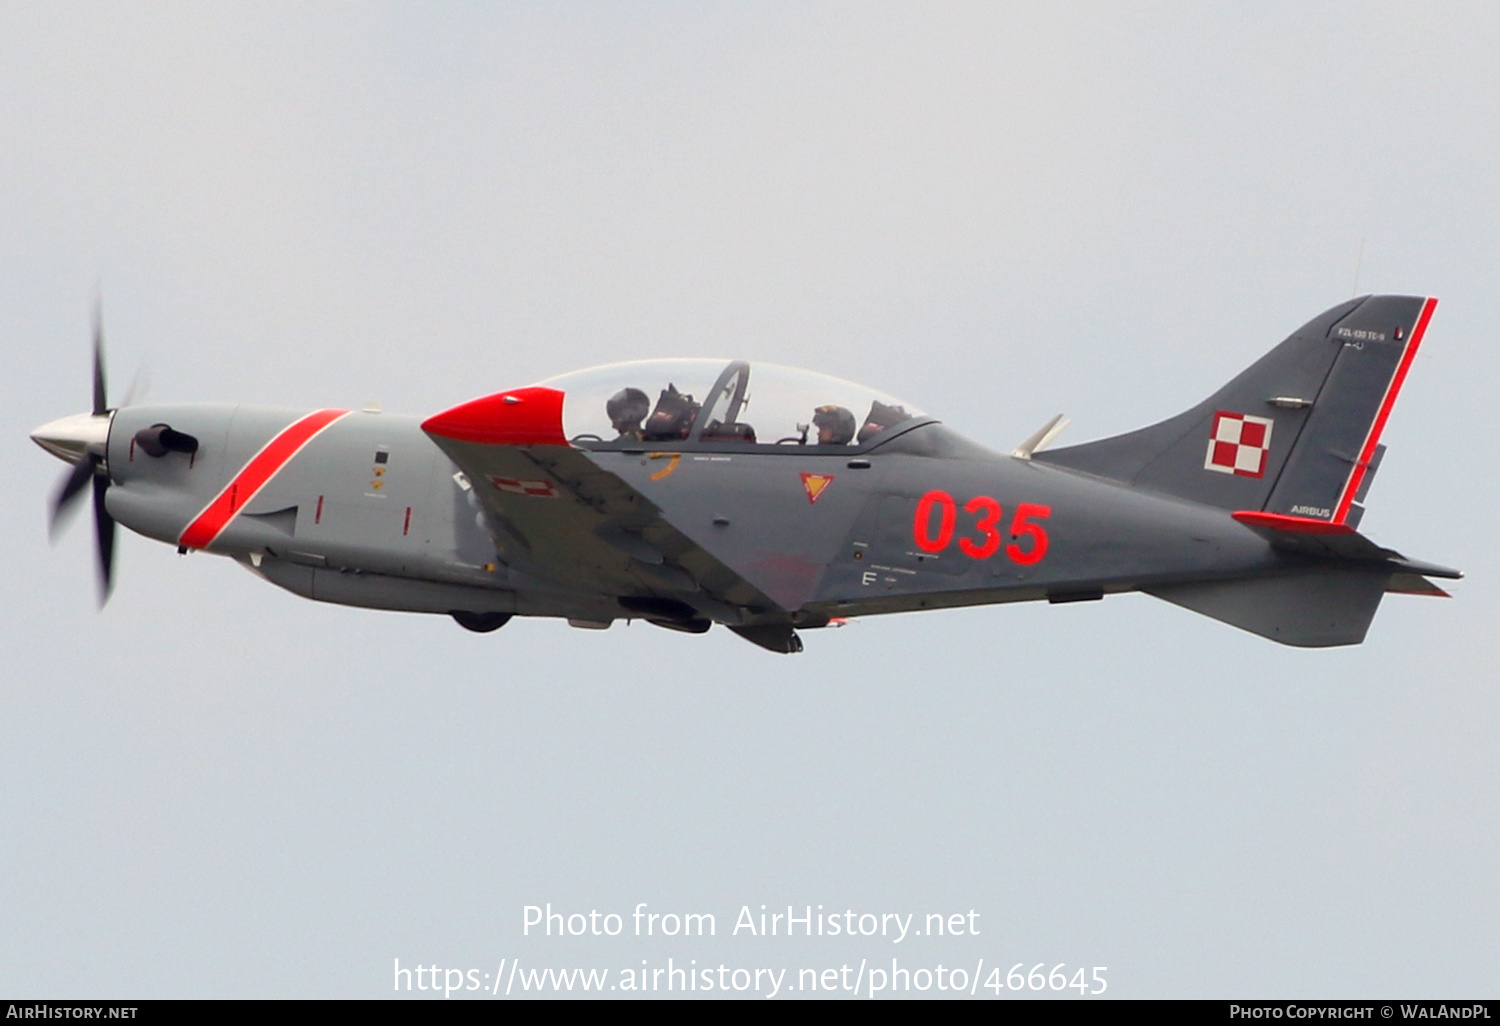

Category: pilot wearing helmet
[856, 400, 910, 444]
[812, 404, 856, 446]
[607, 387, 650, 441]
[643, 383, 700, 442]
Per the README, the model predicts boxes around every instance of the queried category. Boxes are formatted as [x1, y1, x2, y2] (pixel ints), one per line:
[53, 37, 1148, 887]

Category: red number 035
[912, 491, 1051, 566]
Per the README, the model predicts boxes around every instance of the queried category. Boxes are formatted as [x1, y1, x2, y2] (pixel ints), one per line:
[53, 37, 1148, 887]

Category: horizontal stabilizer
[1230, 512, 1463, 583]
[1145, 569, 1391, 647]
[1232, 510, 1355, 535]
[1387, 555, 1463, 580]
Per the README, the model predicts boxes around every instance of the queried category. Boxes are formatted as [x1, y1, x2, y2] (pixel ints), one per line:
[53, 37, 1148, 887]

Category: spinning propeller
[32, 304, 119, 604]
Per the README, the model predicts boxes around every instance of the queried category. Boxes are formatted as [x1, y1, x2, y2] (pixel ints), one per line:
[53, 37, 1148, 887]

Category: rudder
[1264, 296, 1435, 527]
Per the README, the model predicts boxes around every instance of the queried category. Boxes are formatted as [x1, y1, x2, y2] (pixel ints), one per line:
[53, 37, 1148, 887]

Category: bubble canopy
[537, 359, 927, 451]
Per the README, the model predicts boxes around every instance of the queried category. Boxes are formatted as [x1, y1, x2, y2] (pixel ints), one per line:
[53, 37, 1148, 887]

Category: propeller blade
[93, 473, 115, 603]
[49, 456, 95, 538]
[119, 359, 150, 409]
[92, 299, 108, 416]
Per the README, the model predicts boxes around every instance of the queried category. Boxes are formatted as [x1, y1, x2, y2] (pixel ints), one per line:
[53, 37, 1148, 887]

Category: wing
[422, 386, 782, 626]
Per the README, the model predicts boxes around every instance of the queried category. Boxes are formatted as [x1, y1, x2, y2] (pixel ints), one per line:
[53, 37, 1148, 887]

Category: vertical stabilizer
[1036, 295, 1437, 526]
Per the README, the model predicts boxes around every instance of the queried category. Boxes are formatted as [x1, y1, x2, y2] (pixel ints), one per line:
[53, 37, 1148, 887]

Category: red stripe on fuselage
[178, 408, 351, 550]
[1333, 297, 1437, 525]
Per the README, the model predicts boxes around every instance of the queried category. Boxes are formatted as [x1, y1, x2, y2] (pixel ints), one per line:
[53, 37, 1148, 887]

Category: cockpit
[539, 359, 929, 452]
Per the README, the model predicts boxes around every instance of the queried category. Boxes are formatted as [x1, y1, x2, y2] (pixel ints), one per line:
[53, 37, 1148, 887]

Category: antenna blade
[1012, 414, 1070, 460]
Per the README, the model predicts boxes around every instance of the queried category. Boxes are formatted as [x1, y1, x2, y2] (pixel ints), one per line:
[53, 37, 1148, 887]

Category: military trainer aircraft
[33, 295, 1459, 653]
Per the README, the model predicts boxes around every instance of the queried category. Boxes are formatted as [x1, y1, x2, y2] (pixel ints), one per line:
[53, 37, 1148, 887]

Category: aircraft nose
[30, 411, 112, 465]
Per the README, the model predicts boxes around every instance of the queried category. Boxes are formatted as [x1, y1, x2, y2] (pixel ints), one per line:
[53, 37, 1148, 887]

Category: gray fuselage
[102, 401, 1286, 628]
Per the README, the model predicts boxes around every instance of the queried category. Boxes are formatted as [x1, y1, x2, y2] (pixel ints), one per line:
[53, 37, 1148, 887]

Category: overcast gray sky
[3, 1, 1497, 998]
